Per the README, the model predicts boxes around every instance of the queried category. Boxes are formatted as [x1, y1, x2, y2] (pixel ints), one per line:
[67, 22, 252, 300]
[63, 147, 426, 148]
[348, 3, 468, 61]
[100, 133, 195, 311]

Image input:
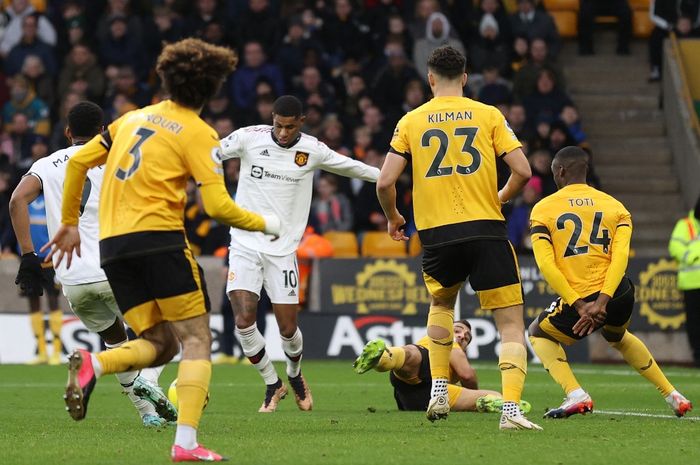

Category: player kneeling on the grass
[354, 320, 531, 414]
[10, 101, 174, 427]
[219, 95, 380, 413]
[528, 146, 693, 419]
[44, 39, 280, 463]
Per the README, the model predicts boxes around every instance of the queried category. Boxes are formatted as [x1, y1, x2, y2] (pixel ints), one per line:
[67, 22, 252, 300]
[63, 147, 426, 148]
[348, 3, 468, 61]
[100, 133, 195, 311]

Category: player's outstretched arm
[376, 152, 408, 241]
[320, 148, 381, 182]
[199, 183, 279, 236]
[499, 148, 531, 204]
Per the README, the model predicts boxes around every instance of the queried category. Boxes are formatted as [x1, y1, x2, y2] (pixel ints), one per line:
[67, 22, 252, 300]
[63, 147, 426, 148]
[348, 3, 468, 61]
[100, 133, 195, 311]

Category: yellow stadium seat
[323, 231, 359, 258]
[628, 0, 650, 9]
[542, 0, 579, 12]
[361, 231, 407, 258]
[633, 10, 653, 38]
[550, 11, 578, 38]
[408, 234, 422, 257]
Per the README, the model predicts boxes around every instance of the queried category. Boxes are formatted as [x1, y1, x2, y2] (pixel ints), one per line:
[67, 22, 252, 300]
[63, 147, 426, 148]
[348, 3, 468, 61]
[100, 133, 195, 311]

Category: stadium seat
[408, 234, 422, 257]
[323, 231, 359, 258]
[633, 10, 653, 38]
[628, 0, 650, 9]
[542, 0, 579, 11]
[550, 11, 578, 38]
[360, 231, 407, 258]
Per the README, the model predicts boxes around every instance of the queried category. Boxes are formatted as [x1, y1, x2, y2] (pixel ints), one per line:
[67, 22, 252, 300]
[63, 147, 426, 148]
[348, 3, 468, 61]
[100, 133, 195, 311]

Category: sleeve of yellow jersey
[530, 204, 582, 305]
[601, 206, 633, 297]
[491, 107, 522, 157]
[62, 118, 122, 226]
[184, 127, 265, 232]
[389, 116, 411, 161]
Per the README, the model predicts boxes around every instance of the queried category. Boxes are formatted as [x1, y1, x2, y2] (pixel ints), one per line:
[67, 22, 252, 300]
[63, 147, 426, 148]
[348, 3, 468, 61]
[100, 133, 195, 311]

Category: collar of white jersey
[270, 127, 302, 149]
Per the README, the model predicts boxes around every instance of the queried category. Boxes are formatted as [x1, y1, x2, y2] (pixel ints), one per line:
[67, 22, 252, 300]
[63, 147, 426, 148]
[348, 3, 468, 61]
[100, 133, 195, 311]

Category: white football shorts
[226, 242, 300, 305]
[62, 280, 122, 333]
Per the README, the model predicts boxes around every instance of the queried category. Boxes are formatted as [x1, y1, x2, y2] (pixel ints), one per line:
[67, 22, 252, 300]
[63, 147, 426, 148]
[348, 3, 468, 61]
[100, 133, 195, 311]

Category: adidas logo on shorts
[288, 290, 296, 297]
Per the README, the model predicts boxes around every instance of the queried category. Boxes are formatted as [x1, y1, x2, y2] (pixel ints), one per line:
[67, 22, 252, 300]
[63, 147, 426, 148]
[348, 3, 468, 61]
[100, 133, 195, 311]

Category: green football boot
[353, 339, 387, 374]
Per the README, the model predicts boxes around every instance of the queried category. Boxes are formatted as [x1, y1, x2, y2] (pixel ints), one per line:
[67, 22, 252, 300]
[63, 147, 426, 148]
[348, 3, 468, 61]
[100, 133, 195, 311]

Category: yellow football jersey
[390, 96, 521, 247]
[61, 100, 260, 264]
[529, 183, 632, 298]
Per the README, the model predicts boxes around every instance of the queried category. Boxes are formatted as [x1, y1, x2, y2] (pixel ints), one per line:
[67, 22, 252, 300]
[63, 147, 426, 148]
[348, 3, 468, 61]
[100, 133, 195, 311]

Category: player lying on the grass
[528, 146, 693, 419]
[9, 101, 175, 427]
[219, 95, 380, 413]
[354, 320, 531, 414]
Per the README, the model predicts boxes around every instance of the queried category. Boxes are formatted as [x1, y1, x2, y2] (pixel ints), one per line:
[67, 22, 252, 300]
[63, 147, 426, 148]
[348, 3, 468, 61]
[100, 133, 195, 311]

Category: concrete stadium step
[593, 150, 671, 166]
[615, 194, 685, 211]
[585, 121, 665, 137]
[627, 209, 685, 225]
[574, 94, 658, 111]
[582, 108, 664, 124]
[630, 243, 672, 258]
[603, 177, 679, 194]
[596, 164, 673, 178]
[589, 138, 671, 163]
[631, 224, 676, 242]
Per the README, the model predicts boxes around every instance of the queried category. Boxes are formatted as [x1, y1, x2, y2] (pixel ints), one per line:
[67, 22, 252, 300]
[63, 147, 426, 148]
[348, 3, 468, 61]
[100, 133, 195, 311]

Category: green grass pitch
[1, 361, 698, 465]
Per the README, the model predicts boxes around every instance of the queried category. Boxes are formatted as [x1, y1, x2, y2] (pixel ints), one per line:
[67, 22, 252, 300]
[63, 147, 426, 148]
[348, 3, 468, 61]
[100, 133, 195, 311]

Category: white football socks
[174, 425, 197, 450]
[281, 327, 303, 378]
[236, 323, 279, 385]
[430, 377, 448, 398]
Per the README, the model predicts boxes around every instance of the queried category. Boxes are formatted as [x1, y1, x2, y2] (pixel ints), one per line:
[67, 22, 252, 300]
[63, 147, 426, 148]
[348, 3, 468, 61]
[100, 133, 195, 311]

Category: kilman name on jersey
[295, 151, 309, 167]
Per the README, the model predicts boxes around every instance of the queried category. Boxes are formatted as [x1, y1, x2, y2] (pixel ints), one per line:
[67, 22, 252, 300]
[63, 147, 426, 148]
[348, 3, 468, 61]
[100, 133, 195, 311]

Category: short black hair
[427, 46, 466, 80]
[455, 319, 471, 330]
[68, 101, 103, 138]
[272, 95, 303, 118]
[553, 146, 589, 174]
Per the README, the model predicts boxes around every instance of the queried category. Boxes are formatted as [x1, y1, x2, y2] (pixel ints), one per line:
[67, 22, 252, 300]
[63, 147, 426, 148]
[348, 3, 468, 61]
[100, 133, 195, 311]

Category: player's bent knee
[427, 325, 450, 340]
[234, 312, 257, 329]
[602, 328, 625, 343]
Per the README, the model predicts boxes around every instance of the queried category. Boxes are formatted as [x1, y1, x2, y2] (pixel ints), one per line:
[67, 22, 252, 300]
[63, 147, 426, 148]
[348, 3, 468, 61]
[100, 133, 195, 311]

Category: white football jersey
[27, 145, 106, 285]
[221, 125, 380, 255]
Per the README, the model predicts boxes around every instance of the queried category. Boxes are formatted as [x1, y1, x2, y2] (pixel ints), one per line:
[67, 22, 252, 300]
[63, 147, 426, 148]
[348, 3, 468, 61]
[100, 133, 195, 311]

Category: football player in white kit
[10, 102, 176, 427]
[220, 95, 381, 412]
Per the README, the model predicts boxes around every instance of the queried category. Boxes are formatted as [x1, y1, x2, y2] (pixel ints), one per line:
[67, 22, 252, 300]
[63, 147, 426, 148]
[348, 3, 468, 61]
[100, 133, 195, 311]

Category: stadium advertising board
[297, 313, 589, 363]
[316, 257, 686, 333]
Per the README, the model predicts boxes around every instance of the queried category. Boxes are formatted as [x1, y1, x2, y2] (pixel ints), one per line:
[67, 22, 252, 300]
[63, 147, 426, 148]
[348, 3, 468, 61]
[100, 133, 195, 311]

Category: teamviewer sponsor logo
[251, 165, 264, 179]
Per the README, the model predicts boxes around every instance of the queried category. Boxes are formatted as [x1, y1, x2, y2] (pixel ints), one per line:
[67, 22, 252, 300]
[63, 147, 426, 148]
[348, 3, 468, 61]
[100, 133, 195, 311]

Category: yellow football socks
[499, 342, 527, 403]
[375, 347, 406, 372]
[30, 312, 47, 357]
[610, 332, 675, 397]
[49, 310, 63, 355]
[95, 339, 157, 375]
[427, 305, 453, 379]
[177, 360, 212, 428]
[529, 336, 581, 395]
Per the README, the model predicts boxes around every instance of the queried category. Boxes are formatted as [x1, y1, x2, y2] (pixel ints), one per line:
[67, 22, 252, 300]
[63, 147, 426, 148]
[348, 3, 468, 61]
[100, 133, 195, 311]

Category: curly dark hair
[427, 46, 466, 80]
[156, 38, 237, 110]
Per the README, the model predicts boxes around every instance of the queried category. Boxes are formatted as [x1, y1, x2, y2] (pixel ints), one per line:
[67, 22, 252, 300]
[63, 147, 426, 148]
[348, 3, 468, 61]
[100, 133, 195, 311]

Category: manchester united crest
[294, 151, 309, 167]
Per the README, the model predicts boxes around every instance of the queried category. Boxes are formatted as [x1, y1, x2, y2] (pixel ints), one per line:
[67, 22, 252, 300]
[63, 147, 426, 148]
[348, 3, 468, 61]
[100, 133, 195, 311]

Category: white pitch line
[595, 409, 700, 421]
[472, 364, 700, 378]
